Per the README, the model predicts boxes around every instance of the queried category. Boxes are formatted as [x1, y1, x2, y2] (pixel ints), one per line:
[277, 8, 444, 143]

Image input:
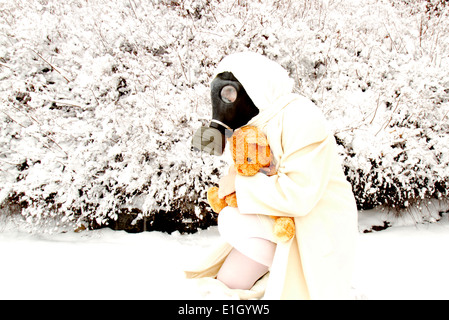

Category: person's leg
[216, 246, 269, 290]
[217, 207, 277, 290]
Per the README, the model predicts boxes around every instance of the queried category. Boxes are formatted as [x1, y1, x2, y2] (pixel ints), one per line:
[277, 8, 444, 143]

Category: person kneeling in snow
[189, 52, 358, 300]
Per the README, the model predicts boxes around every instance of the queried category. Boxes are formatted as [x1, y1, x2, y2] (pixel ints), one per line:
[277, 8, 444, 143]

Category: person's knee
[217, 206, 240, 238]
[217, 248, 269, 290]
[245, 237, 276, 267]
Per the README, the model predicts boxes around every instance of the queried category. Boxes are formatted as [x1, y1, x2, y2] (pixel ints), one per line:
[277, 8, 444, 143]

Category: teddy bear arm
[207, 186, 228, 213]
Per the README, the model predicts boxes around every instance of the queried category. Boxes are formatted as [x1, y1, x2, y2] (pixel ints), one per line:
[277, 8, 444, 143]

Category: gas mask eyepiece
[220, 85, 237, 103]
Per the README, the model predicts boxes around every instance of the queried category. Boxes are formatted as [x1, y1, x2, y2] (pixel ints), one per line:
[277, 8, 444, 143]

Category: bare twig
[29, 48, 71, 83]
[442, 109, 449, 121]
[375, 97, 401, 136]
[0, 62, 11, 69]
[382, 23, 398, 53]
[89, 88, 100, 106]
[369, 94, 382, 125]
[1, 110, 67, 157]
[128, 0, 139, 20]
[176, 51, 190, 84]
[50, 99, 83, 109]
[0, 110, 25, 128]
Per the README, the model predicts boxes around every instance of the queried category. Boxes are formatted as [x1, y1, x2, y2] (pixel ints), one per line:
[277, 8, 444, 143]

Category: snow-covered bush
[0, 0, 448, 232]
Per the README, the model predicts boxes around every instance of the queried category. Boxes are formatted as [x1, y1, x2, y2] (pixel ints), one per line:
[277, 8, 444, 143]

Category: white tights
[217, 207, 277, 290]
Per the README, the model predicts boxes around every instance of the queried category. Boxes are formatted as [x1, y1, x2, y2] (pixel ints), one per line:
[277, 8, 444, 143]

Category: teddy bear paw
[273, 217, 295, 242]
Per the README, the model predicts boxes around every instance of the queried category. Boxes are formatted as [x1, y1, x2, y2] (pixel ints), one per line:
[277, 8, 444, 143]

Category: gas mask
[192, 72, 259, 156]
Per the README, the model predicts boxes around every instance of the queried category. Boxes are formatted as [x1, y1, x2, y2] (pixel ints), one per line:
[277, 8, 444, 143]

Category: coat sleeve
[235, 104, 335, 217]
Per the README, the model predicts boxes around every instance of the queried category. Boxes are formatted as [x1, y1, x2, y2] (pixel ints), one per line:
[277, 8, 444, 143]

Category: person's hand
[218, 165, 237, 199]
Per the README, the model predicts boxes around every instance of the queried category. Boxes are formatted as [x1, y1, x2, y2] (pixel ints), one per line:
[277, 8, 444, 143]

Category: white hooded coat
[186, 52, 358, 300]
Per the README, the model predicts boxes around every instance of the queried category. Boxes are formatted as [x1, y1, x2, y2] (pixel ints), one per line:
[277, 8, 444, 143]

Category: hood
[214, 52, 298, 128]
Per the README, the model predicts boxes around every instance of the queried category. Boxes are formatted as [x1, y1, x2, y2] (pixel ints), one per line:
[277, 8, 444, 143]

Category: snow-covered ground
[1, 208, 448, 300]
[354, 218, 449, 300]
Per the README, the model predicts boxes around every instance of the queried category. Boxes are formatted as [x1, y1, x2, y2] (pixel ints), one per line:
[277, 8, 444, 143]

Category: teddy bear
[207, 126, 295, 243]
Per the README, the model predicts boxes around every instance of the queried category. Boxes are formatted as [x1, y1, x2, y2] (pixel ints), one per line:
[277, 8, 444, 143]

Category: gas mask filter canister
[192, 121, 232, 156]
